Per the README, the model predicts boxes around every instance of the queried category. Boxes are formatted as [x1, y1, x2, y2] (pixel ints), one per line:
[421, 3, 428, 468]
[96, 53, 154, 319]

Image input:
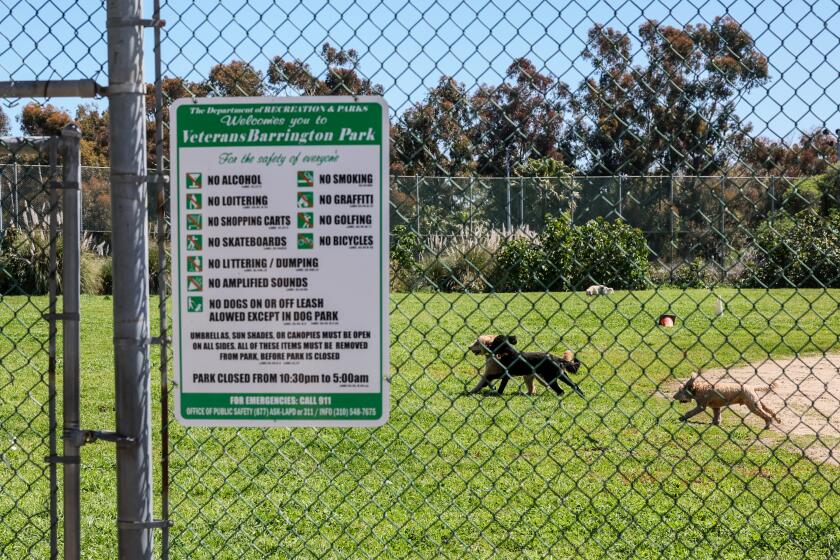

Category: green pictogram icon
[297, 212, 314, 229]
[297, 233, 314, 249]
[297, 170, 314, 187]
[186, 275, 203, 292]
[186, 172, 202, 189]
[297, 192, 313, 208]
[187, 256, 202, 272]
[187, 296, 203, 312]
[186, 234, 202, 251]
[186, 214, 202, 230]
[186, 193, 202, 209]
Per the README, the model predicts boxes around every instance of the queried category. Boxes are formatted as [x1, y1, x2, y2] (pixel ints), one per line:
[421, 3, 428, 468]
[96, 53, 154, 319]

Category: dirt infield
[662, 354, 840, 463]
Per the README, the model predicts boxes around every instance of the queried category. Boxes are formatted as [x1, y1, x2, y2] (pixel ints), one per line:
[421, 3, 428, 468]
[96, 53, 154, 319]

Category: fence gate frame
[0, 126, 82, 559]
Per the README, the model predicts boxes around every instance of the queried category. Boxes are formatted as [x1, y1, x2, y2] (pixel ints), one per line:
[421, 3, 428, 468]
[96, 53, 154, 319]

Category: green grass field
[2, 289, 840, 558]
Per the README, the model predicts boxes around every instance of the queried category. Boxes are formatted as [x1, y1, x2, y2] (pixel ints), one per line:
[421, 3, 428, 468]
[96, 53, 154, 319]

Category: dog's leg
[679, 405, 705, 421]
[470, 375, 491, 394]
[546, 379, 565, 396]
[554, 371, 584, 397]
[746, 401, 774, 429]
[712, 407, 721, 425]
[470, 357, 498, 394]
[757, 399, 779, 424]
[525, 375, 535, 396]
[497, 376, 510, 395]
[762, 402, 780, 424]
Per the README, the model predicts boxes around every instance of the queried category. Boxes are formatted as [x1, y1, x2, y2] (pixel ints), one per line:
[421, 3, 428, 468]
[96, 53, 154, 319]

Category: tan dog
[468, 335, 576, 396]
[673, 373, 779, 428]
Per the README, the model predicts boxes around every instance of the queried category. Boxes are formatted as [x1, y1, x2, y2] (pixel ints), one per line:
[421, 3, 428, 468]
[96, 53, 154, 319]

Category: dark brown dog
[468, 335, 583, 397]
[469, 335, 536, 395]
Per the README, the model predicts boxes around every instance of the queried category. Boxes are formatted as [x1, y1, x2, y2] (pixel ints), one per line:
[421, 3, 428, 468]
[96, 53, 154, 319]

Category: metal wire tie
[116, 519, 173, 530]
[107, 17, 166, 28]
[42, 312, 80, 321]
[49, 179, 80, 190]
[44, 455, 80, 465]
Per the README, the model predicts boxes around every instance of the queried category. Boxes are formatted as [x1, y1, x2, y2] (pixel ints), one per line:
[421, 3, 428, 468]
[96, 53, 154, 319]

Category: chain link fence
[2, 0, 840, 558]
[0, 138, 71, 559]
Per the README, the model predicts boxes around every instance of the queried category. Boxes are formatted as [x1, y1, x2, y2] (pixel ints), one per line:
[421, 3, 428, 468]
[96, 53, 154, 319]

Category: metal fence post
[719, 175, 726, 271]
[618, 174, 623, 219]
[152, 0, 171, 554]
[60, 124, 82, 560]
[13, 162, 19, 226]
[47, 137, 59, 560]
[106, 0, 154, 558]
[505, 180, 511, 231]
[669, 175, 675, 281]
[468, 176, 473, 235]
[415, 175, 420, 235]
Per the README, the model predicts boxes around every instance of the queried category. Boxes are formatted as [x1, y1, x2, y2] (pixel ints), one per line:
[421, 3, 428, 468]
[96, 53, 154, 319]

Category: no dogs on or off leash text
[170, 97, 389, 427]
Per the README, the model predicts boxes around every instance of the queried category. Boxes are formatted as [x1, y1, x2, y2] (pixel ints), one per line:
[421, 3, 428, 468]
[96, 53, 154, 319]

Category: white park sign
[170, 96, 389, 427]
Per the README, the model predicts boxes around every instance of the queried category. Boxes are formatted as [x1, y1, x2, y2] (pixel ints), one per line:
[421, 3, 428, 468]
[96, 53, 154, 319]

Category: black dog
[470, 335, 584, 397]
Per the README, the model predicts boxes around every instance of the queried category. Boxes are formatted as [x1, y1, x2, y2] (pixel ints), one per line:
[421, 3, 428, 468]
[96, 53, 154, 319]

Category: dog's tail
[755, 381, 778, 393]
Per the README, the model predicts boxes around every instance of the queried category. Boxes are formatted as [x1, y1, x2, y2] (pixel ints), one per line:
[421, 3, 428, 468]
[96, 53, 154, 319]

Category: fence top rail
[0, 168, 820, 180]
[392, 175, 816, 181]
[0, 137, 54, 156]
[0, 161, 111, 170]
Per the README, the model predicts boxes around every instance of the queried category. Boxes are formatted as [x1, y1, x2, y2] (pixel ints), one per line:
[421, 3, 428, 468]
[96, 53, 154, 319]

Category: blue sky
[0, 0, 837, 141]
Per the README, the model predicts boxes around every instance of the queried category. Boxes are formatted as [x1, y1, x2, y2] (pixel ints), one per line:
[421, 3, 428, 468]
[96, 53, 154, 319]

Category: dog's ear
[508, 335, 518, 345]
[489, 335, 513, 354]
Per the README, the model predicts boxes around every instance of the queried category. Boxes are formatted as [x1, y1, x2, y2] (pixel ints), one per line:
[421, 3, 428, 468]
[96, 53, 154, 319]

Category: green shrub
[0, 230, 167, 296]
[80, 253, 107, 295]
[535, 216, 574, 290]
[491, 237, 542, 291]
[569, 217, 650, 290]
[418, 217, 651, 293]
[781, 178, 823, 215]
[393, 217, 651, 293]
[782, 167, 840, 215]
[671, 257, 717, 289]
[100, 256, 113, 295]
[0, 226, 62, 295]
[418, 234, 500, 292]
[390, 225, 422, 290]
[746, 209, 840, 288]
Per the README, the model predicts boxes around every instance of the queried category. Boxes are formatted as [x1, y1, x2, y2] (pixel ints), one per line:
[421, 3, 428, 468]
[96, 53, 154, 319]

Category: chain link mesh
[156, 2, 840, 558]
[0, 140, 61, 559]
[1, 0, 840, 557]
